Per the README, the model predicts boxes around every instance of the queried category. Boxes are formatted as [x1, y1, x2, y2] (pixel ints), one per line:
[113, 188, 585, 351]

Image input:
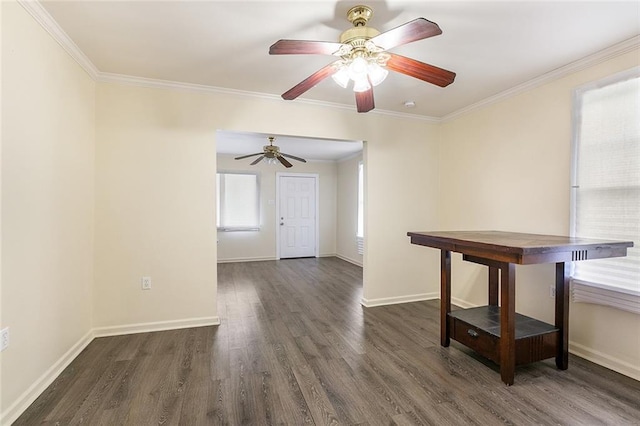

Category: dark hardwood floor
[15, 257, 640, 425]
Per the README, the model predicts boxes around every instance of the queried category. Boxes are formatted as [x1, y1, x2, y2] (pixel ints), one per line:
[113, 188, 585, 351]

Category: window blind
[216, 172, 260, 231]
[571, 69, 640, 313]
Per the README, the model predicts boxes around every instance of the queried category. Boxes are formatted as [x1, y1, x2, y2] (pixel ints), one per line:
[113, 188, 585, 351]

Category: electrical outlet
[550, 285, 556, 298]
[1, 327, 9, 352]
[141, 276, 152, 290]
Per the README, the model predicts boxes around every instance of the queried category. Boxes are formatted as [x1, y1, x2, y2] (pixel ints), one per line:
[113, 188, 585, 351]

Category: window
[357, 161, 364, 255]
[571, 68, 639, 314]
[216, 172, 260, 231]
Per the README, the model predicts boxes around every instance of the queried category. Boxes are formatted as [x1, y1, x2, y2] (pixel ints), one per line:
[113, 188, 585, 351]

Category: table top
[407, 230, 633, 265]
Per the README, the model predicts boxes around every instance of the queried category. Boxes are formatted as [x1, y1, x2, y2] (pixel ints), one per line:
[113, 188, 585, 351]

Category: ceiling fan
[234, 137, 307, 168]
[269, 5, 456, 113]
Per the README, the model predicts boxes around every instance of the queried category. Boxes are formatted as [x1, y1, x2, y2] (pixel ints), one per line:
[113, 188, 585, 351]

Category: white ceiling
[36, 0, 639, 159]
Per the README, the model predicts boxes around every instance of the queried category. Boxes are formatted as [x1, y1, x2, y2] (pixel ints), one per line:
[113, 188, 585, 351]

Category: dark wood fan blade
[250, 155, 265, 165]
[386, 53, 456, 87]
[281, 153, 307, 163]
[277, 155, 293, 168]
[355, 87, 375, 113]
[235, 152, 264, 160]
[282, 62, 339, 100]
[269, 40, 344, 55]
[369, 18, 442, 50]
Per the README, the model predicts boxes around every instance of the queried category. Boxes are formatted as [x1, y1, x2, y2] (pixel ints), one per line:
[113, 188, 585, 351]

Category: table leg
[441, 249, 451, 347]
[488, 266, 499, 306]
[555, 262, 569, 370]
[500, 263, 516, 385]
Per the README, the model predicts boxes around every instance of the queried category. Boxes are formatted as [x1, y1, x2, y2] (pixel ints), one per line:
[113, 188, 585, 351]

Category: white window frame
[216, 171, 260, 232]
[356, 161, 364, 255]
[570, 67, 640, 314]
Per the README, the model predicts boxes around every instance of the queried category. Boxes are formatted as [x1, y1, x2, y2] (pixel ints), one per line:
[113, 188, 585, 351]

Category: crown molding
[18, 0, 98, 79]
[96, 71, 441, 123]
[442, 35, 640, 123]
[336, 151, 363, 163]
[97, 71, 284, 100]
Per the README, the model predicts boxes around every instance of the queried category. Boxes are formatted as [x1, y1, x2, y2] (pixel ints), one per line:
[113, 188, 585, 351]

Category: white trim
[573, 65, 640, 95]
[569, 341, 640, 382]
[275, 173, 320, 260]
[0, 330, 95, 426]
[451, 297, 478, 309]
[336, 151, 364, 163]
[98, 72, 285, 103]
[442, 35, 640, 123]
[17, 0, 98, 79]
[305, 158, 344, 164]
[571, 279, 640, 315]
[217, 256, 277, 264]
[361, 292, 438, 308]
[97, 72, 440, 122]
[335, 254, 363, 267]
[92, 316, 220, 338]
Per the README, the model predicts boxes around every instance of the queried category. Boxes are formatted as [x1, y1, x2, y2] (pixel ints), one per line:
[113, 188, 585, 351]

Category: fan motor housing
[340, 26, 380, 45]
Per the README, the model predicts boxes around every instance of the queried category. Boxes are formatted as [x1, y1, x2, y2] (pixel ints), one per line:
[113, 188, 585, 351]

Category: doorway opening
[215, 130, 364, 266]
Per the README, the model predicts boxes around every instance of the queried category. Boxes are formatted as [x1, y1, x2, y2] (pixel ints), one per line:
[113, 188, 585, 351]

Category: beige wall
[364, 121, 441, 304]
[93, 84, 219, 329]
[1, 1, 95, 420]
[217, 154, 337, 261]
[439, 50, 640, 379]
[336, 154, 363, 266]
[93, 81, 439, 331]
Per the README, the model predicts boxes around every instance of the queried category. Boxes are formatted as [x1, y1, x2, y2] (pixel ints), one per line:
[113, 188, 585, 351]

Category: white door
[278, 175, 317, 258]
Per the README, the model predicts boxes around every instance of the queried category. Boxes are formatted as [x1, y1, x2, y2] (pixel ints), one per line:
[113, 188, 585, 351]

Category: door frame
[275, 172, 320, 260]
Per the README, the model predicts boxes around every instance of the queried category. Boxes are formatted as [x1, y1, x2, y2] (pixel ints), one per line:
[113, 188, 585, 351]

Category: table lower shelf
[448, 306, 559, 366]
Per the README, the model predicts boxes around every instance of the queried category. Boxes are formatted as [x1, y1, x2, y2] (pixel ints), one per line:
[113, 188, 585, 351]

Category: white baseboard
[217, 256, 276, 264]
[361, 292, 438, 308]
[335, 254, 363, 267]
[1, 330, 95, 426]
[218, 254, 355, 264]
[93, 316, 220, 337]
[569, 341, 640, 381]
[451, 297, 478, 309]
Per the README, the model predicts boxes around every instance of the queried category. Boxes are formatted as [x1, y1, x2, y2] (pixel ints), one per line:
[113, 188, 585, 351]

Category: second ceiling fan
[269, 4, 456, 113]
[234, 137, 307, 168]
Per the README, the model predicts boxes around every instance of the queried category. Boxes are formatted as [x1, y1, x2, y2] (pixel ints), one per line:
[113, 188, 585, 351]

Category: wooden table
[407, 231, 633, 385]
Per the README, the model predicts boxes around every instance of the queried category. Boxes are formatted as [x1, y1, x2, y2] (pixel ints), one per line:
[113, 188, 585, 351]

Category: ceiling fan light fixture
[353, 77, 371, 93]
[367, 61, 388, 86]
[331, 66, 350, 88]
[332, 55, 388, 91]
[348, 56, 369, 80]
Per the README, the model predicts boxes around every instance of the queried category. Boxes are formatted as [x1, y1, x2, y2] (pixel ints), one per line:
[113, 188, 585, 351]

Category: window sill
[217, 227, 260, 232]
[571, 278, 640, 315]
